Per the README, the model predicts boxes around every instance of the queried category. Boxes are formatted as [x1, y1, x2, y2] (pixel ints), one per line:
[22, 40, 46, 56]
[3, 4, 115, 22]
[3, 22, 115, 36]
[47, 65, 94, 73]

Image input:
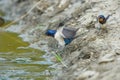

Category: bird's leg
[101, 25, 108, 33]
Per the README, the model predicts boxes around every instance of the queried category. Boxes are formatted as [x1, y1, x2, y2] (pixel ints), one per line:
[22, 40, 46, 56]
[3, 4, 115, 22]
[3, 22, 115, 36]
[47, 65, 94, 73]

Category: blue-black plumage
[45, 30, 56, 37]
[64, 38, 74, 45]
[45, 27, 79, 46]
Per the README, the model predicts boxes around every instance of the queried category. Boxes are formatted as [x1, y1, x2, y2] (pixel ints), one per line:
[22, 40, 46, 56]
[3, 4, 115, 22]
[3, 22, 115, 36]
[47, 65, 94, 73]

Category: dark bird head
[98, 15, 106, 24]
[45, 29, 57, 37]
[98, 15, 110, 24]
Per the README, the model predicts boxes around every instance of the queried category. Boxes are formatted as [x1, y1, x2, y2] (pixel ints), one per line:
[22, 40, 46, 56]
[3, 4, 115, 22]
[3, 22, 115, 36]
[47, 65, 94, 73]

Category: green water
[0, 31, 53, 80]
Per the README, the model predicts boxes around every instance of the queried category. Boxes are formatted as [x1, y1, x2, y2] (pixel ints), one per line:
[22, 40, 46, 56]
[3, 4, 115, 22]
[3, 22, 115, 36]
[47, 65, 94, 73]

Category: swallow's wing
[62, 27, 79, 38]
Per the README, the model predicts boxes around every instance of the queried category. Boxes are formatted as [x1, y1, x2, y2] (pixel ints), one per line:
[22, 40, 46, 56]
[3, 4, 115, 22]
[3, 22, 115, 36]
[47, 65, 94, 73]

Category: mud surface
[0, 0, 120, 80]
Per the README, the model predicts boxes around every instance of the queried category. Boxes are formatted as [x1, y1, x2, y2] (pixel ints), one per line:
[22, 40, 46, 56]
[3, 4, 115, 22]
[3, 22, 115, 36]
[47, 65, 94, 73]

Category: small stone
[99, 53, 115, 63]
[76, 70, 99, 80]
[115, 49, 120, 55]
[0, 57, 6, 61]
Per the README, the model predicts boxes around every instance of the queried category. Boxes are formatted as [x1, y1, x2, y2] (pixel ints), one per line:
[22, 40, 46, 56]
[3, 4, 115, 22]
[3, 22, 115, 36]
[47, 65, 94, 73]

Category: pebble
[99, 53, 115, 63]
[76, 70, 99, 80]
